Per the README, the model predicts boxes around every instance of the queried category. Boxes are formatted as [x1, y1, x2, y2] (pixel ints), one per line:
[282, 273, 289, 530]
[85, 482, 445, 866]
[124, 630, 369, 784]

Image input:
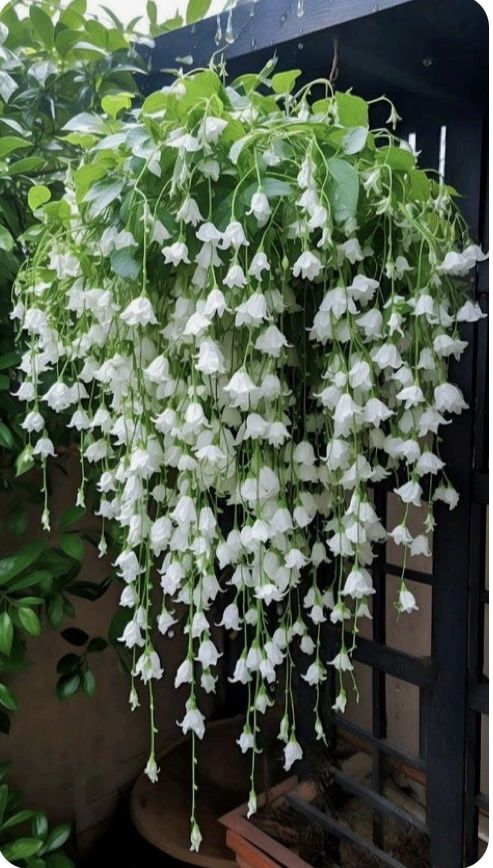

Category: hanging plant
[12, 64, 486, 850]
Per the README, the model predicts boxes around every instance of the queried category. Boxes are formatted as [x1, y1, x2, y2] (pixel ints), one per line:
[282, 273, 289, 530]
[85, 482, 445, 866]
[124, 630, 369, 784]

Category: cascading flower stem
[12, 63, 486, 850]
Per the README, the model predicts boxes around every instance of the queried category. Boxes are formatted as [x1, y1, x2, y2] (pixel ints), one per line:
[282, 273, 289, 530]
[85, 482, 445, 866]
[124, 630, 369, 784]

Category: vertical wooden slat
[464, 116, 489, 868]
[464, 503, 485, 866]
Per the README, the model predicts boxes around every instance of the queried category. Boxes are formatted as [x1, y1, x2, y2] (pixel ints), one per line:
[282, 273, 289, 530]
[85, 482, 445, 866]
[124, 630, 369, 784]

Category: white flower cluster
[12, 70, 486, 849]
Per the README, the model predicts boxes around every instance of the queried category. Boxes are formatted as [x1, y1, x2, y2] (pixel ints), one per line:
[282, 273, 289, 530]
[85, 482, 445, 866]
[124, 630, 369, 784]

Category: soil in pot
[251, 740, 431, 868]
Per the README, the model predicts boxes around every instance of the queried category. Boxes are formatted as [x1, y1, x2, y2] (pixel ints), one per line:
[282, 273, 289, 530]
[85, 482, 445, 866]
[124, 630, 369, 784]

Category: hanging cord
[329, 35, 340, 83]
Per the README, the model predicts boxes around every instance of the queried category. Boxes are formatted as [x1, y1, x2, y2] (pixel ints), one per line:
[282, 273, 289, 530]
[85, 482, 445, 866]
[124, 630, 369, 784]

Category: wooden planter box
[219, 777, 312, 868]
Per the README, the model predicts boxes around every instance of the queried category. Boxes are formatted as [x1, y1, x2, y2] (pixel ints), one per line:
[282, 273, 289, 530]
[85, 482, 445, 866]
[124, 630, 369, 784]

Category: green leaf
[87, 637, 108, 653]
[271, 69, 302, 95]
[15, 444, 35, 477]
[0, 612, 14, 657]
[2, 837, 43, 861]
[56, 654, 81, 675]
[30, 5, 55, 47]
[45, 823, 71, 853]
[32, 811, 49, 839]
[85, 178, 124, 217]
[0, 681, 18, 711]
[74, 163, 107, 197]
[108, 608, 132, 645]
[46, 594, 64, 629]
[234, 68, 261, 92]
[263, 178, 293, 198]
[326, 157, 359, 223]
[110, 247, 140, 280]
[5, 570, 50, 594]
[67, 578, 111, 601]
[439, 182, 461, 198]
[0, 70, 18, 102]
[0, 225, 14, 252]
[59, 4, 85, 29]
[0, 540, 47, 586]
[46, 853, 75, 868]
[92, 132, 128, 153]
[342, 126, 368, 155]
[12, 596, 44, 607]
[72, 41, 108, 58]
[101, 92, 133, 119]
[82, 668, 96, 696]
[62, 0, 87, 18]
[58, 505, 85, 530]
[155, 15, 183, 34]
[186, 0, 212, 24]
[60, 627, 88, 647]
[229, 135, 250, 165]
[17, 607, 42, 637]
[0, 420, 15, 450]
[56, 674, 80, 701]
[9, 156, 46, 176]
[55, 29, 82, 57]
[179, 70, 220, 104]
[59, 534, 85, 561]
[0, 351, 20, 370]
[8, 505, 28, 537]
[63, 131, 98, 149]
[377, 145, 415, 171]
[62, 112, 106, 134]
[61, 597, 75, 618]
[28, 185, 51, 212]
[0, 635, 28, 677]
[0, 136, 31, 160]
[312, 97, 331, 116]
[2, 808, 36, 831]
[409, 168, 431, 200]
[0, 117, 25, 136]
[39, 201, 71, 224]
[147, 0, 157, 24]
[335, 92, 369, 127]
[0, 761, 11, 783]
[141, 92, 168, 115]
[0, 782, 8, 823]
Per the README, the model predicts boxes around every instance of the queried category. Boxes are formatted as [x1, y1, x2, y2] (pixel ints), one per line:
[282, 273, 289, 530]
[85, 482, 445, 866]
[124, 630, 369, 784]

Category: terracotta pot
[130, 717, 242, 867]
[219, 777, 312, 868]
[130, 716, 284, 867]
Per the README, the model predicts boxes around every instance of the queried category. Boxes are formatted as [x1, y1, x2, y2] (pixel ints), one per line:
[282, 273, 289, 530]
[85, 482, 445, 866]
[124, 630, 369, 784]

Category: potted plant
[12, 56, 485, 852]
